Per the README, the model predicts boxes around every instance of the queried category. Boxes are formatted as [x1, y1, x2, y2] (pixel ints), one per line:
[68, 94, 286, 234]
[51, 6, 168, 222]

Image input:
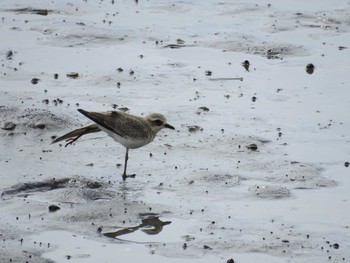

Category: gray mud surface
[1, 0, 350, 262]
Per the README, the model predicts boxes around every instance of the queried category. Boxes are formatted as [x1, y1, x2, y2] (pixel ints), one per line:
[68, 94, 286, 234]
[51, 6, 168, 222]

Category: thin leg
[122, 148, 129, 179]
[122, 148, 135, 180]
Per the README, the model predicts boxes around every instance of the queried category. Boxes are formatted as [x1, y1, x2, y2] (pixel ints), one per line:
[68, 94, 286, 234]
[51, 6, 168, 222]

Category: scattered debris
[48, 205, 60, 212]
[306, 63, 315, 74]
[187, 125, 203, 133]
[31, 78, 40, 84]
[66, 72, 79, 79]
[242, 60, 250, 71]
[205, 70, 212, 76]
[246, 143, 258, 151]
[6, 50, 13, 60]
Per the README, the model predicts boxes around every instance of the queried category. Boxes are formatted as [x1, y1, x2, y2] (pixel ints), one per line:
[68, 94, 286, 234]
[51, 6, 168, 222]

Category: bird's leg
[122, 148, 135, 180]
[122, 148, 128, 180]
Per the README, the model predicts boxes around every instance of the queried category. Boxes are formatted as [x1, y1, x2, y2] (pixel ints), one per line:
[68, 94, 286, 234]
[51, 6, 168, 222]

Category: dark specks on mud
[187, 125, 203, 133]
[31, 78, 40, 84]
[66, 72, 79, 79]
[306, 63, 315, 74]
[48, 205, 60, 212]
[6, 50, 13, 59]
[242, 60, 250, 71]
[205, 70, 212, 76]
[246, 143, 258, 151]
[197, 106, 209, 112]
[196, 106, 209, 115]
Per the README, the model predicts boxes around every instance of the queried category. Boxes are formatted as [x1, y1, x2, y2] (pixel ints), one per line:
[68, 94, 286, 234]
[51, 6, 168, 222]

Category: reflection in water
[103, 216, 171, 239]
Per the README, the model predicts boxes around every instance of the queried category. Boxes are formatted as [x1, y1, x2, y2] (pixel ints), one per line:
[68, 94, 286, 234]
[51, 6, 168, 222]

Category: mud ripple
[60, 188, 115, 204]
[240, 161, 336, 190]
[197, 36, 306, 58]
[248, 185, 291, 199]
[1, 177, 107, 199]
[0, 107, 78, 135]
[45, 31, 130, 47]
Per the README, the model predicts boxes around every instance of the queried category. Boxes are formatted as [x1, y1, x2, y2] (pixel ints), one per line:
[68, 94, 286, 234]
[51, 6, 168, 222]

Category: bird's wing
[78, 109, 150, 139]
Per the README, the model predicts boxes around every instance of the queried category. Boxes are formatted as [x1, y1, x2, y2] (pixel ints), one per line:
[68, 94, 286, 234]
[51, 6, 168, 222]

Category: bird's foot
[64, 136, 80, 147]
[122, 173, 136, 181]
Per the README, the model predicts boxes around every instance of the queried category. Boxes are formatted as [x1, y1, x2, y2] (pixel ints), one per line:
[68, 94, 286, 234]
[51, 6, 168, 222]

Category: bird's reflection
[103, 216, 171, 238]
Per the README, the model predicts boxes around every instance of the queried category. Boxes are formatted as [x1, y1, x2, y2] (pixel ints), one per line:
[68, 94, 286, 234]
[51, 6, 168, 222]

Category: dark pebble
[187, 125, 203, 133]
[246, 143, 258, 151]
[344, 162, 349, 167]
[203, 245, 212, 250]
[31, 78, 40, 84]
[242, 60, 250, 71]
[34, 123, 46, 129]
[48, 205, 60, 212]
[306, 63, 315, 74]
[66, 72, 79, 79]
[6, 50, 13, 59]
[205, 70, 212, 76]
[333, 243, 340, 249]
[227, 259, 235, 263]
[198, 106, 210, 112]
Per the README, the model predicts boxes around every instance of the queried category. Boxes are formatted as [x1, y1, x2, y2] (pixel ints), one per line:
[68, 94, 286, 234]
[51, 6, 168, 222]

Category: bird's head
[145, 113, 175, 133]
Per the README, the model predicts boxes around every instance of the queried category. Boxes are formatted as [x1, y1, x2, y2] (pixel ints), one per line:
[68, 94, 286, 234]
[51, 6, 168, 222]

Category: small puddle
[29, 224, 288, 263]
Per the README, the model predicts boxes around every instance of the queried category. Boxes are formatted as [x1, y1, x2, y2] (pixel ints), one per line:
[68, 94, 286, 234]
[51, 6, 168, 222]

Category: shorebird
[52, 109, 175, 180]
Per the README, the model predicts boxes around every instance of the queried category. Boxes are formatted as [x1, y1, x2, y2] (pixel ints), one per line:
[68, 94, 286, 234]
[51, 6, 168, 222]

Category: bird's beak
[164, 123, 175, 130]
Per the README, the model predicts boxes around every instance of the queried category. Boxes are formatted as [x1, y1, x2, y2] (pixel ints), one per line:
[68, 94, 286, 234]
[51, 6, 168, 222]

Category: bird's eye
[153, 119, 163, 126]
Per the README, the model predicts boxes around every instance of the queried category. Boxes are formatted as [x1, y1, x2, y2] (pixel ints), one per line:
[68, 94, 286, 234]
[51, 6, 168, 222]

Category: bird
[52, 109, 175, 180]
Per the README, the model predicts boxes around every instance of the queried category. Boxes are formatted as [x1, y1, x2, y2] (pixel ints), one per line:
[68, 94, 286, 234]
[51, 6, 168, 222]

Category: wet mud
[1, 0, 350, 262]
